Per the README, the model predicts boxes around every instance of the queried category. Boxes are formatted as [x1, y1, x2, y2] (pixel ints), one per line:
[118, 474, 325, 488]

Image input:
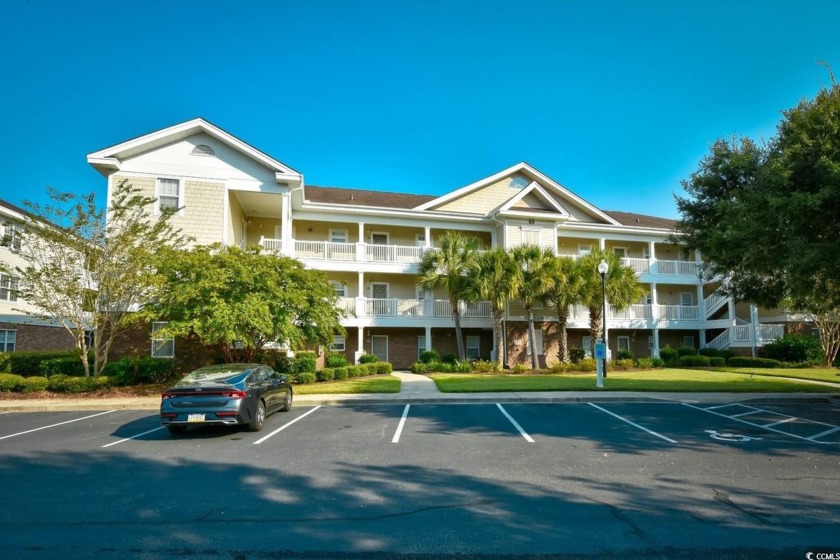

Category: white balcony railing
[433, 300, 492, 319]
[657, 305, 700, 321]
[621, 258, 651, 275]
[610, 304, 654, 320]
[654, 260, 699, 276]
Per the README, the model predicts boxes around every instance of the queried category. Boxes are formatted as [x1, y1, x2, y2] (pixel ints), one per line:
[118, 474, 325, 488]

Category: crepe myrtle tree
[144, 244, 344, 363]
[1, 180, 189, 376]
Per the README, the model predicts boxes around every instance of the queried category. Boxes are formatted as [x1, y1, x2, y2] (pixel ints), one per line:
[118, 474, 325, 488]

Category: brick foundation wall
[0, 322, 76, 351]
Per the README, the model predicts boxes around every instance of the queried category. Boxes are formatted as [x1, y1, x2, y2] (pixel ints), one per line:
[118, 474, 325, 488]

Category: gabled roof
[86, 118, 302, 181]
[414, 162, 622, 225]
[604, 211, 676, 230]
[495, 181, 571, 219]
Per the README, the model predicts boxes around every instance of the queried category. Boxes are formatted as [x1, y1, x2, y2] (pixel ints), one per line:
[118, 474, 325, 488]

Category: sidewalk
[0, 371, 837, 413]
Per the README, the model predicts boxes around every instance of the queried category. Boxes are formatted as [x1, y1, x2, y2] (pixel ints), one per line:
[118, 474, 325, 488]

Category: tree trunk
[452, 300, 465, 361]
[526, 308, 538, 371]
[556, 315, 569, 363]
[588, 306, 603, 357]
[494, 310, 505, 369]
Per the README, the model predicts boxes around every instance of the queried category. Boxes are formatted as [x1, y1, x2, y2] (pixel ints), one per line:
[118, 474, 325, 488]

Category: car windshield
[180, 365, 255, 384]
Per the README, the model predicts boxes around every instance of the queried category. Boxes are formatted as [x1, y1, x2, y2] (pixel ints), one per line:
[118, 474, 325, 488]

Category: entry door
[371, 335, 388, 362]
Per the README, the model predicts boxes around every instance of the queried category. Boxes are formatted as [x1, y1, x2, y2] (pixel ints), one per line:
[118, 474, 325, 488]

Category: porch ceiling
[234, 191, 281, 218]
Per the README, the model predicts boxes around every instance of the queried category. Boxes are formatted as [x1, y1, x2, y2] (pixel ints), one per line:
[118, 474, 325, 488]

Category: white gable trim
[414, 162, 621, 226]
[496, 181, 570, 218]
[87, 118, 302, 182]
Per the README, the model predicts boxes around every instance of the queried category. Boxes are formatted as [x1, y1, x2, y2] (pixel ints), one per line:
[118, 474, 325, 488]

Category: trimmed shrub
[440, 353, 458, 365]
[293, 352, 317, 374]
[346, 366, 362, 378]
[419, 350, 440, 364]
[40, 357, 85, 377]
[297, 372, 316, 384]
[0, 373, 25, 392]
[0, 351, 80, 377]
[677, 346, 698, 357]
[273, 355, 294, 374]
[651, 358, 665, 368]
[358, 353, 378, 364]
[698, 348, 720, 358]
[47, 374, 111, 393]
[709, 357, 726, 367]
[471, 360, 500, 374]
[659, 346, 679, 366]
[569, 347, 586, 363]
[727, 356, 781, 368]
[316, 368, 335, 382]
[325, 353, 348, 368]
[612, 359, 634, 370]
[678, 355, 710, 367]
[616, 350, 634, 360]
[511, 364, 528, 374]
[375, 362, 392, 374]
[20, 376, 49, 393]
[332, 367, 348, 381]
[635, 357, 654, 369]
[763, 334, 822, 363]
[573, 358, 598, 373]
[104, 357, 174, 386]
[549, 362, 573, 374]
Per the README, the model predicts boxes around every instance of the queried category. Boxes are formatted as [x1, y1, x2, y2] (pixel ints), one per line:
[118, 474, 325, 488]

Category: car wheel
[167, 424, 188, 435]
[279, 390, 292, 412]
[249, 400, 266, 432]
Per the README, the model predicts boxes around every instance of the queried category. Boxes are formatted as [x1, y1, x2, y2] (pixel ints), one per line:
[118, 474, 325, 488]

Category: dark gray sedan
[160, 363, 293, 435]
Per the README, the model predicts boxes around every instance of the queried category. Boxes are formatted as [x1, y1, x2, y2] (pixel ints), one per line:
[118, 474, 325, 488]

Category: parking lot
[1, 400, 839, 559]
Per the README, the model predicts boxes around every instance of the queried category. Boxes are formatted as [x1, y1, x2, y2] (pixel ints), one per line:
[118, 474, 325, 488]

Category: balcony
[337, 297, 491, 319]
[563, 304, 700, 323]
[260, 238, 426, 265]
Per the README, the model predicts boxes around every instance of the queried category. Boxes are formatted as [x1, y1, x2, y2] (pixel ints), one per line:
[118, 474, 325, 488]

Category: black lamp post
[598, 259, 609, 379]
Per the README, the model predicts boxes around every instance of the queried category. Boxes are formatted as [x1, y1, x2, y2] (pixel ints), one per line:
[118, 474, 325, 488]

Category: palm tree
[579, 249, 645, 358]
[466, 247, 522, 368]
[511, 245, 556, 370]
[418, 231, 481, 361]
[543, 256, 585, 363]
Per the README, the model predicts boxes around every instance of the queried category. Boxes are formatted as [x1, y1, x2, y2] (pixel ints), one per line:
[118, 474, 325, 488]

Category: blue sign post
[594, 342, 606, 388]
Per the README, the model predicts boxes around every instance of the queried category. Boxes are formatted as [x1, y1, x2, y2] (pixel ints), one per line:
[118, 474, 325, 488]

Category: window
[613, 247, 628, 258]
[521, 228, 540, 246]
[643, 293, 653, 305]
[157, 178, 181, 212]
[329, 229, 348, 243]
[578, 244, 592, 256]
[642, 247, 651, 260]
[617, 336, 631, 352]
[330, 281, 346, 297]
[0, 273, 19, 302]
[416, 284, 426, 300]
[682, 336, 695, 348]
[151, 322, 174, 358]
[415, 234, 426, 247]
[0, 330, 15, 352]
[466, 336, 480, 360]
[680, 292, 694, 306]
[417, 336, 426, 360]
[371, 283, 388, 299]
[370, 232, 389, 245]
[2, 223, 22, 251]
[331, 335, 346, 352]
[582, 335, 592, 357]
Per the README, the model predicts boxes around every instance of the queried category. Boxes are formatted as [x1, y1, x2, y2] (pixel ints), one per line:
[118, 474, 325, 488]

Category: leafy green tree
[2, 181, 187, 376]
[674, 78, 840, 365]
[418, 232, 481, 361]
[145, 245, 343, 363]
[465, 247, 521, 368]
[511, 245, 556, 371]
[543, 256, 585, 363]
[579, 249, 644, 360]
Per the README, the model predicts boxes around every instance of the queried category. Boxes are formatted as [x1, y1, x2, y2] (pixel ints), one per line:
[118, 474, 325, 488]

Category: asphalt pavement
[0, 371, 837, 412]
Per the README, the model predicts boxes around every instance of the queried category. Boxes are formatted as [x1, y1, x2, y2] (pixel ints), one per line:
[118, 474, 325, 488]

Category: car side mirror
[279, 374, 288, 383]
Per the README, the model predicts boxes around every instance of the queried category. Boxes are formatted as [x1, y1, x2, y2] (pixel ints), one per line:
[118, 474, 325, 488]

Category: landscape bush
[104, 357, 174, 385]
[616, 350, 634, 360]
[0, 351, 80, 377]
[440, 353, 458, 365]
[659, 346, 679, 366]
[549, 362, 573, 374]
[332, 367, 348, 380]
[273, 355, 294, 374]
[315, 368, 335, 382]
[634, 357, 655, 369]
[678, 355, 710, 367]
[698, 348, 721, 358]
[325, 353, 348, 368]
[612, 359, 635, 370]
[677, 346, 698, 357]
[511, 364, 528, 374]
[418, 350, 440, 364]
[471, 360, 500, 373]
[47, 374, 111, 393]
[358, 353, 379, 364]
[297, 372, 316, 384]
[0, 373, 25, 391]
[568, 347, 586, 363]
[651, 358, 665, 368]
[20, 376, 49, 392]
[762, 334, 823, 364]
[40, 357, 86, 377]
[709, 357, 726, 367]
[574, 358, 598, 372]
[727, 356, 781, 368]
[293, 352, 317, 374]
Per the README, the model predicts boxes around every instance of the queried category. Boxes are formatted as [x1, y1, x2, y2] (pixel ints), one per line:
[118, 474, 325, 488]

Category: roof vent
[191, 144, 215, 157]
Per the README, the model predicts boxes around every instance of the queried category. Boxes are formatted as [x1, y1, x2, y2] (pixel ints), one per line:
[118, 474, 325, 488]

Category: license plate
[187, 413, 205, 423]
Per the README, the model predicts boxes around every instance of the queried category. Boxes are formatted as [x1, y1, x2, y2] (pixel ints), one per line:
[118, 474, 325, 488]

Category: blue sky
[1, 0, 839, 219]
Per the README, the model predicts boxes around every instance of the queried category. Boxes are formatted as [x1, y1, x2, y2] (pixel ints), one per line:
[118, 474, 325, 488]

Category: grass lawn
[429, 369, 840, 393]
[294, 375, 401, 395]
[712, 367, 840, 384]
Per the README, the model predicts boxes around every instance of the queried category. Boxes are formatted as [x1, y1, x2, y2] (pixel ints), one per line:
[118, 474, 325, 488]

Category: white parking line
[253, 406, 321, 445]
[807, 426, 840, 442]
[0, 410, 116, 441]
[101, 426, 166, 448]
[731, 410, 763, 418]
[762, 416, 798, 428]
[588, 403, 678, 443]
[392, 404, 410, 443]
[496, 404, 535, 442]
[683, 403, 837, 444]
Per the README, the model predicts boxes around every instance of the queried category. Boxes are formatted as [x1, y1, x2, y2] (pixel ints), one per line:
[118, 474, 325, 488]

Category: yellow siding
[435, 175, 527, 214]
[181, 180, 225, 245]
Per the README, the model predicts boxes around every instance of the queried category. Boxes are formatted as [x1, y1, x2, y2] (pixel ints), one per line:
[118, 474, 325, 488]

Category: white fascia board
[87, 157, 121, 175]
[275, 172, 303, 185]
[560, 223, 677, 239]
[293, 205, 491, 227]
[495, 182, 571, 218]
[413, 162, 527, 211]
[518, 164, 621, 226]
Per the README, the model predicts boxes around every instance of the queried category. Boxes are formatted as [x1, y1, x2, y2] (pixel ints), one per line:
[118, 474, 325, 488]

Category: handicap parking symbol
[705, 430, 761, 442]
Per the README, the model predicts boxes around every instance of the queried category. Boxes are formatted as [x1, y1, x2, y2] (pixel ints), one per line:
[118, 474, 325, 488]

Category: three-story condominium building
[87, 118, 787, 368]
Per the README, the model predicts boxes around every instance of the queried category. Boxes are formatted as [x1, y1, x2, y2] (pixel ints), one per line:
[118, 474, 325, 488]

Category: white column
[750, 303, 759, 358]
[697, 284, 705, 320]
[599, 238, 606, 251]
[648, 241, 657, 274]
[357, 271, 366, 317]
[355, 326, 365, 364]
[652, 328, 660, 358]
[356, 222, 366, 261]
[651, 283, 659, 320]
[425, 325, 432, 351]
[424, 226, 432, 247]
[727, 299, 736, 325]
